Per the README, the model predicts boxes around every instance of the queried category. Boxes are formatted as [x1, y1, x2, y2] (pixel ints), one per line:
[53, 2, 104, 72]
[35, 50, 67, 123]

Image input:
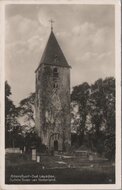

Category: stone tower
[35, 28, 71, 152]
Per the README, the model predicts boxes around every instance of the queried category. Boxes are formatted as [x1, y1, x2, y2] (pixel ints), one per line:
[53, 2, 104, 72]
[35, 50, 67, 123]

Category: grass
[5, 153, 115, 184]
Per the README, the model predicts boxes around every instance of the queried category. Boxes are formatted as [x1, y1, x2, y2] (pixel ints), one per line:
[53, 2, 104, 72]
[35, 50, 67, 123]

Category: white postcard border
[0, 0, 121, 189]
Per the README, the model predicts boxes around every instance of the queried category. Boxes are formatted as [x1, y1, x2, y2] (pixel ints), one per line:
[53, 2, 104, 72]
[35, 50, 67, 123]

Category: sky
[5, 4, 115, 105]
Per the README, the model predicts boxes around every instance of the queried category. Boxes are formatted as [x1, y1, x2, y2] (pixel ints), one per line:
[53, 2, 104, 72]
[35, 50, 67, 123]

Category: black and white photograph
[0, 0, 121, 189]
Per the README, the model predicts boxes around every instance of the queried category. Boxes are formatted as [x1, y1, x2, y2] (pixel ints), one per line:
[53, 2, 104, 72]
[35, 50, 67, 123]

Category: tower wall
[35, 64, 71, 151]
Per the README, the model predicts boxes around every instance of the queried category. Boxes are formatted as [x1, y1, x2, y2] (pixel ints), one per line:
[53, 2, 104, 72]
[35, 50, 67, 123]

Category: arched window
[53, 68, 58, 78]
[53, 68, 57, 72]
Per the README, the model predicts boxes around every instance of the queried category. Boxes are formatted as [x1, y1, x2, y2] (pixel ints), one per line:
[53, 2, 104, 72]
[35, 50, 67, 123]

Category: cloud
[38, 10, 49, 27]
[5, 15, 49, 104]
[72, 22, 96, 35]
[5, 4, 115, 105]
[71, 50, 114, 88]
[6, 14, 47, 43]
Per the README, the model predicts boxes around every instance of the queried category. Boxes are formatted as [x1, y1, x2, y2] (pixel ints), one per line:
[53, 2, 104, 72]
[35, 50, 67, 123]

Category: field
[5, 153, 115, 184]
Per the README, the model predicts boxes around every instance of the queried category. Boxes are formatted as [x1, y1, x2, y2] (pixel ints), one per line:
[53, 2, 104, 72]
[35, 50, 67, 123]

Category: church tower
[35, 25, 71, 152]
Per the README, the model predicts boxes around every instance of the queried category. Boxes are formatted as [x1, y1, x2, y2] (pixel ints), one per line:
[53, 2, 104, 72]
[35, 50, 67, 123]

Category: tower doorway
[54, 140, 58, 151]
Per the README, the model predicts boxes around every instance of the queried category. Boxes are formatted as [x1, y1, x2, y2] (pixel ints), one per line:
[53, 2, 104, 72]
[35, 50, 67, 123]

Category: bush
[39, 144, 47, 153]
[104, 135, 115, 161]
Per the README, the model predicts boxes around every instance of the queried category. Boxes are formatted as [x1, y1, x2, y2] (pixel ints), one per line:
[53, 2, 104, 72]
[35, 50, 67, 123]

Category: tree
[5, 81, 15, 117]
[19, 93, 35, 131]
[71, 82, 90, 146]
[5, 81, 21, 148]
[102, 77, 115, 160]
[86, 77, 115, 159]
[24, 127, 41, 152]
[18, 93, 42, 151]
[85, 78, 105, 152]
[70, 77, 115, 160]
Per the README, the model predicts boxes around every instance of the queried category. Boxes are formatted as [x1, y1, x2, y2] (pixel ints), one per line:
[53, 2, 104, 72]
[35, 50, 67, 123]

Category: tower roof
[36, 31, 70, 71]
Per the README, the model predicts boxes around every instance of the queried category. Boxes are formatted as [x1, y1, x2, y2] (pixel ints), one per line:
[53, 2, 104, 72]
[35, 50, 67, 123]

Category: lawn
[5, 153, 115, 184]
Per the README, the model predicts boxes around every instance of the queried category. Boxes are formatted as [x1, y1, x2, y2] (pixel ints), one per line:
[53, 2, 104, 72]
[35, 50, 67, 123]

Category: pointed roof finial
[49, 19, 54, 31]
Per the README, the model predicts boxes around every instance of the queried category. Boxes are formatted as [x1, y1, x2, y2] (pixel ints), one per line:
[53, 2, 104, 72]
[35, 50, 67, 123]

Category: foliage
[104, 134, 115, 160]
[23, 128, 41, 152]
[71, 82, 90, 145]
[5, 85, 46, 151]
[17, 93, 42, 151]
[16, 93, 35, 136]
[19, 92, 35, 122]
[71, 77, 115, 160]
[5, 81, 21, 148]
